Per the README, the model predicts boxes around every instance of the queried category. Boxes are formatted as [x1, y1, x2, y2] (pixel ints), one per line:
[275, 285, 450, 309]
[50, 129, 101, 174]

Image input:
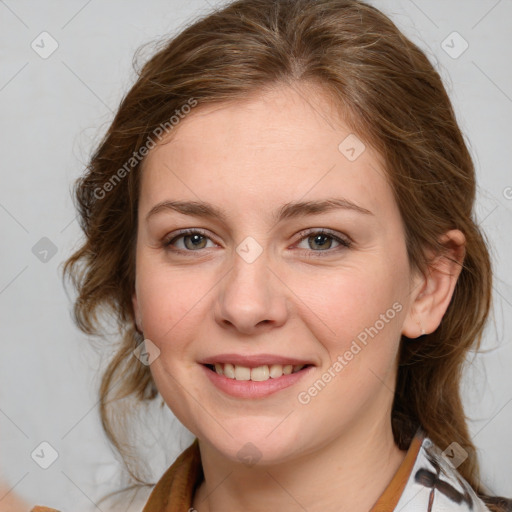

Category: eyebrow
[145, 197, 373, 224]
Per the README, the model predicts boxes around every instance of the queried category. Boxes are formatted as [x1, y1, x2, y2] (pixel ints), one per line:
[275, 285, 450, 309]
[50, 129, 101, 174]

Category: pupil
[186, 234, 205, 249]
[311, 234, 330, 250]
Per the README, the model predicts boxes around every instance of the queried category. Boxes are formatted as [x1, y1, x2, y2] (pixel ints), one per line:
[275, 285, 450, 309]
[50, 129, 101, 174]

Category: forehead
[140, 85, 396, 222]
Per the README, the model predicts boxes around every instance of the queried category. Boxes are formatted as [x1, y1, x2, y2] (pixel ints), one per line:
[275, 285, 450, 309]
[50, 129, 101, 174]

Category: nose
[214, 249, 288, 335]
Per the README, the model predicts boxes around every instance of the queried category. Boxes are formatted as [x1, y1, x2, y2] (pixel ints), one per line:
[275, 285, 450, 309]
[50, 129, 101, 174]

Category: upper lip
[199, 353, 314, 368]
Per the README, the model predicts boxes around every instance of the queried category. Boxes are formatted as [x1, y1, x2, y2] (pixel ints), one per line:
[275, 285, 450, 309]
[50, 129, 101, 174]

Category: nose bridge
[215, 236, 287, 333]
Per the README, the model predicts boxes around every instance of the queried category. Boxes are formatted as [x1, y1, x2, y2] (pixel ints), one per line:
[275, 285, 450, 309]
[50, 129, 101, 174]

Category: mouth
[203, 362, 313, 382]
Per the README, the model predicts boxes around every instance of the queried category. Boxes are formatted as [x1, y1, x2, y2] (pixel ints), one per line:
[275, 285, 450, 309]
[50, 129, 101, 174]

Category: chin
[194, 417, 310, 467]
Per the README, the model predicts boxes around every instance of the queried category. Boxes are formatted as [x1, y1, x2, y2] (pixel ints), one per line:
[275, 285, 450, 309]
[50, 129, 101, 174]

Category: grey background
[0, 0, 511, 510]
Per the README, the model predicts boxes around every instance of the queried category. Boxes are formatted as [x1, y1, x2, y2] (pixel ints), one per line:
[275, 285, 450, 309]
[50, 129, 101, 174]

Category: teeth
[251, 365, 269, 381]
[269, 364, 285, 378]
[212, 363, 306, 381]
[234, 365, 251, 381]
[224, 363, 235, 379]
[283, 364, 293, 375]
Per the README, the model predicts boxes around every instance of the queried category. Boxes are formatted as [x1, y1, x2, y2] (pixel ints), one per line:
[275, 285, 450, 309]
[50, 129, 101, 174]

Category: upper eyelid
[164, 228, 215, 244]
[295, 227, 352, 244]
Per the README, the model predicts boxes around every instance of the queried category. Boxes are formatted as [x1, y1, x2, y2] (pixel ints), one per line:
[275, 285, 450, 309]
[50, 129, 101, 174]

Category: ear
[401, 229, 466, 338]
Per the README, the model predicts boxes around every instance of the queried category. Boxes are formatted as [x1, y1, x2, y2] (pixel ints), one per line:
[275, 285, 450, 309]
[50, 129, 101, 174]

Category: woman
[32, 0, 511, 510]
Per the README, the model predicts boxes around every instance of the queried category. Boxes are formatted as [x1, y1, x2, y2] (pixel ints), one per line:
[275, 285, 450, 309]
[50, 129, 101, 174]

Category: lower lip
[201, 364, 314, 399]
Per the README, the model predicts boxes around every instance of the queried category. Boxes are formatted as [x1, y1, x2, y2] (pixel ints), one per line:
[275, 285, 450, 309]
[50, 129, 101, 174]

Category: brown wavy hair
[63, 0, 510, 509]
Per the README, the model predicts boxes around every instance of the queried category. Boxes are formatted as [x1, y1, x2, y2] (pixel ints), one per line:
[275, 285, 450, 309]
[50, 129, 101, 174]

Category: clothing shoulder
[395, 436, 493, 511]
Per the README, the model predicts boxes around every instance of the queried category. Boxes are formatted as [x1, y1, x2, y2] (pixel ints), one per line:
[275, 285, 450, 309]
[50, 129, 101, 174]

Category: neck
[193, 416, 407, 512]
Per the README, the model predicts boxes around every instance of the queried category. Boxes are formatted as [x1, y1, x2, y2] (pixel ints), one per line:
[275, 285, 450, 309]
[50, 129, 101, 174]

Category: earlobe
[401, 229, 466, 339]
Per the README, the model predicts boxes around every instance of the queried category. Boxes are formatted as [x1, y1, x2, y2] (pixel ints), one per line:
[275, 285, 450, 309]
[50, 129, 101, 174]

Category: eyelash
[162, 228, 352, 257]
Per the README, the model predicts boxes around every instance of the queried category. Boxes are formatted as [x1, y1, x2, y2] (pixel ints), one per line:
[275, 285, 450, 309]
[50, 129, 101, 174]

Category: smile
[201, 362, 314, 399]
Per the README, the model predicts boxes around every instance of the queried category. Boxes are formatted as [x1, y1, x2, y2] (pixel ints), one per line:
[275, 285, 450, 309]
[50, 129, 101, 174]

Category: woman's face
[133, 84, 421, 464]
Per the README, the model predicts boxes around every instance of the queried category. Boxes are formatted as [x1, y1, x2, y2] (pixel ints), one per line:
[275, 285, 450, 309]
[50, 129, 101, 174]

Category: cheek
[288, 259, 405, 353]
[135, 256, 208, 341]
[293, 270, 405, 413]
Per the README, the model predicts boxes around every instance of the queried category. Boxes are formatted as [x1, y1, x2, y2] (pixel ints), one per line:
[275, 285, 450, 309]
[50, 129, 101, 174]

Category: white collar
[395, 433, 490, 511]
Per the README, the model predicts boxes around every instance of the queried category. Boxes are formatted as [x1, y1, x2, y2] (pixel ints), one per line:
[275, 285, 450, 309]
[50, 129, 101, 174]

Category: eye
[162, 228, 351, 256]
[163, 229, 217, 252]
[295, 229, 351, 255]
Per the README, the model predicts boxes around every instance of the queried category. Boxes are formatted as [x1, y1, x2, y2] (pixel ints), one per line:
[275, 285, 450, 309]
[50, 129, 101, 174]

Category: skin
[132, 82, 465, 512]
